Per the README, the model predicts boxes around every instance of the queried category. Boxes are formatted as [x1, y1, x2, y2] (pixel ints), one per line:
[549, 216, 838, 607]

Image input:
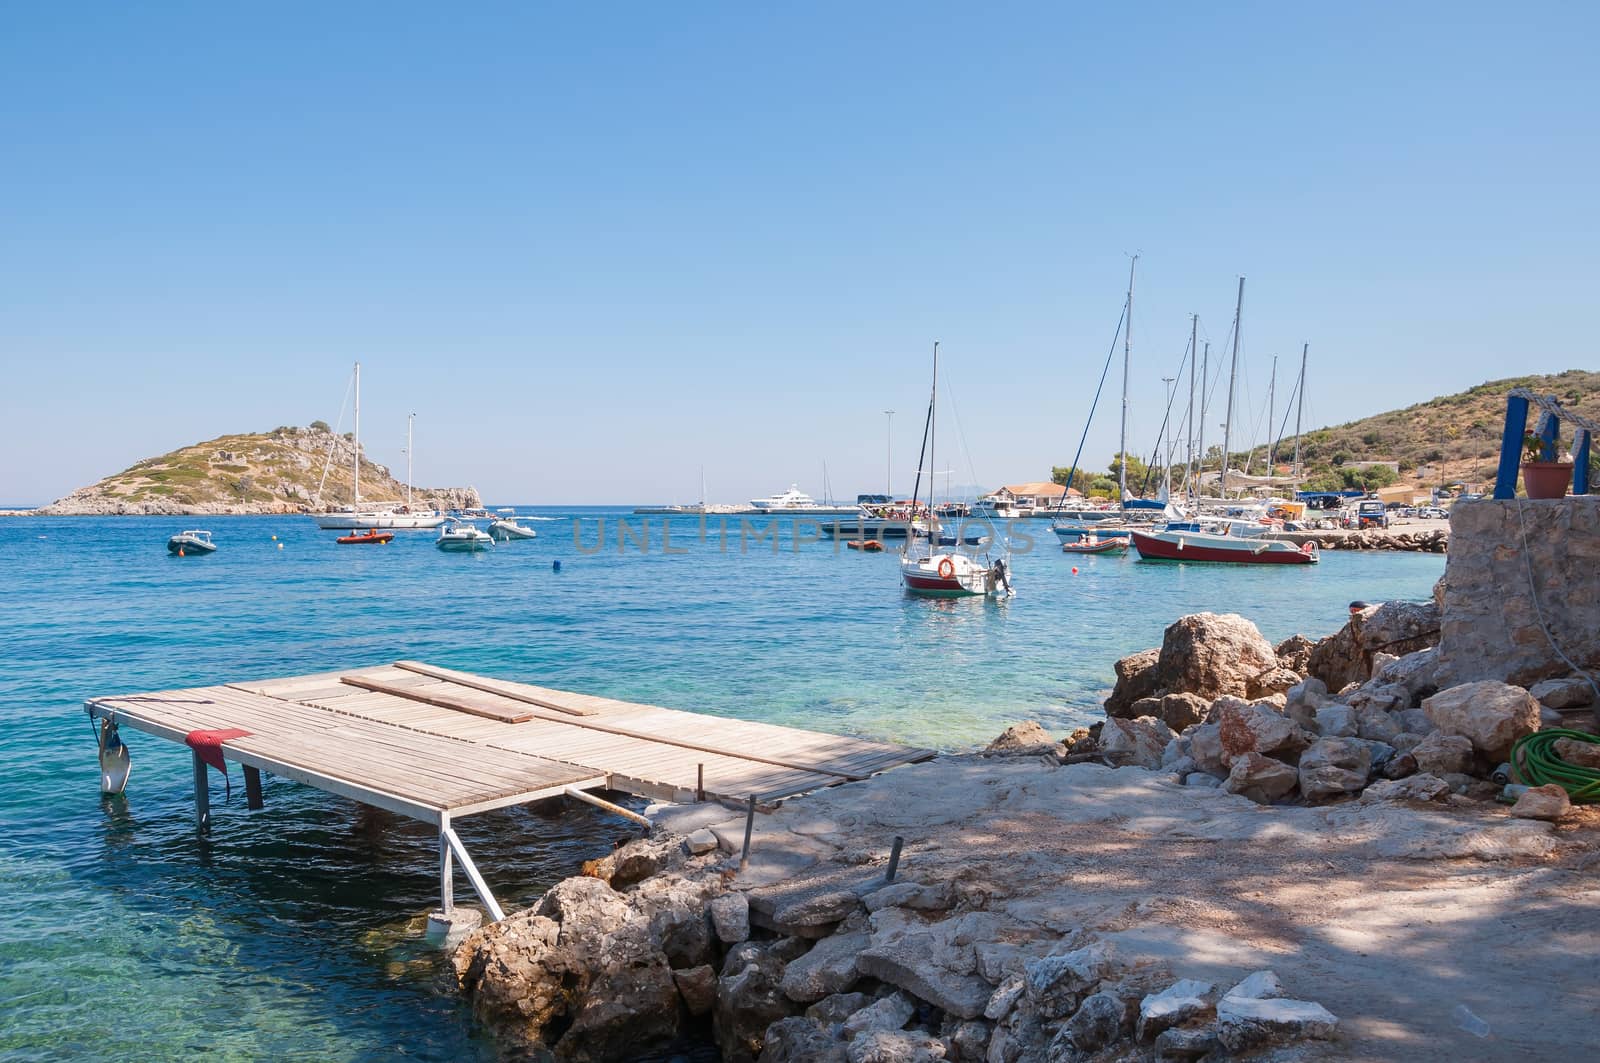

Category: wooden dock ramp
[86, 662, 934, 923]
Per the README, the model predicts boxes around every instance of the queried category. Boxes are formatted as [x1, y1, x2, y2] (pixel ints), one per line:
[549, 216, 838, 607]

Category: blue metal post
[1575, 430, 1592, 495]
[1493, 395, 1530, 499]
[1538, 411, 1559, 461]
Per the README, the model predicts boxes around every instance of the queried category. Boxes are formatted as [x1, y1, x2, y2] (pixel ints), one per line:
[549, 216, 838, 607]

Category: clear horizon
[3, 4, 1596, 506]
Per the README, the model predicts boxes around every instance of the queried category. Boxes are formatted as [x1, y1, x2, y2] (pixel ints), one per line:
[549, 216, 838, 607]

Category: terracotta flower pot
[1521, 461, 1573, 499]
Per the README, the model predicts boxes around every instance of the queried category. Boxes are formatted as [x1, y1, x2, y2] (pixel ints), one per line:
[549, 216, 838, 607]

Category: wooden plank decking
[85, 662, 935, 925]
[89, 661, 935, 817]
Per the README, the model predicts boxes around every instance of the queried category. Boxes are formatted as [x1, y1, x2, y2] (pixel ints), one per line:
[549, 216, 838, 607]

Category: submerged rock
[984, 721, 1063, 758]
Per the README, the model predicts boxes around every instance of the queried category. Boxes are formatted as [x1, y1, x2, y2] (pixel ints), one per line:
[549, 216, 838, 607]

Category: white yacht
[311, 366, 448, 530]
[746, 485, 859, 515]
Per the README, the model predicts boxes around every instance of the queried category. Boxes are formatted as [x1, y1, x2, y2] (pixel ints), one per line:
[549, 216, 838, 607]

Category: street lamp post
[883, 409, 895, 497]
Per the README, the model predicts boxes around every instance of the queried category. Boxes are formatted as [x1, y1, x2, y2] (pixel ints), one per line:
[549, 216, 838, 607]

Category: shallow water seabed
[0, 510, 1442, 1059]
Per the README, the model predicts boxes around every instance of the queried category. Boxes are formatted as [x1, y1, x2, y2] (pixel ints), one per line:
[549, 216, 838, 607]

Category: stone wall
[1435, 497, 1600, 687]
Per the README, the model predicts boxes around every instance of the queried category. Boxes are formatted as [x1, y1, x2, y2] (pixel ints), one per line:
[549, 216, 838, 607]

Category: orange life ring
[937, 557, 956, 579]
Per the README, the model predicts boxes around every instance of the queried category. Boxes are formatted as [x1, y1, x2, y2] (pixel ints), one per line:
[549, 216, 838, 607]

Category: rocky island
[26, 424, 480, 516]
[450, 498, 1599, 1062]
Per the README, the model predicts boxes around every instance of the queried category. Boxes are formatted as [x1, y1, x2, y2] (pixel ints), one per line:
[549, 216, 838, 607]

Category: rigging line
[941, 364, 985, 511]
[1051, 300, 1128, 514]
[314, 369, 356, 506]
[1138, 332, 1194, 497]
[1271, 376, 1303, 465]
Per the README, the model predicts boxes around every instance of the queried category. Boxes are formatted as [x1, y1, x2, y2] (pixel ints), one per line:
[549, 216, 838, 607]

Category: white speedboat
[488, 519, 538, 542]
[747, 485, 859, 515]
[167, 529, 216, 555]
[436, 519, 494, 552]
[900, 550, 1010, 597]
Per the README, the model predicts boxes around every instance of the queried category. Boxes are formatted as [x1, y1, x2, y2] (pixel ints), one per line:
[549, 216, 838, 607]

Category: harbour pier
[85, 661, 933, 936]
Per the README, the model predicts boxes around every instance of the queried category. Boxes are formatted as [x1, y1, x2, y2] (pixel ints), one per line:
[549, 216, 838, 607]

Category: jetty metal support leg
[191, 752, 210, 831]
[1494, 394, 1530, 499]
[885, 836, 904, 883]
[563, 786, 650, 827]
[443, 825, 505, 922]
[439, 828, 454, 915]
[1576, 431, 1592, 495]
[243, 766, 264, 810]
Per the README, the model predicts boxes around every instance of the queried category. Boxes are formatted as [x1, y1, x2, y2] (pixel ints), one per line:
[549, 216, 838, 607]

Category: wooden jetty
[85, 661, 934, 926]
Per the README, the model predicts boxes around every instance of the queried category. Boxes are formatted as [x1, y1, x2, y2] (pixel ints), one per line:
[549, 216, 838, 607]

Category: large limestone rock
[1151, 613, 1281, 702]
[1530, 676, 1597, 709]
[1104, 648, 1162, 717]
[1217, 698, 1312, 765]
[856, 911, 995, 1020]
[560, 961, 680, 1061]
[1360, 599, 1443, 658]
[1275, 634, 1316, 674]
[1136, 978, 1214, 1041]
[1410, 732, 1473, 776]
[762, 1016, 848, 1063]
[1158, 692, 1210, 732]
[1223, 753, 1300, 804]
[1437, 498, 1600, 687]
[1297, 738, 1373, 802]
[1023, 941, 1123, 1021]
[781, 931, 868, 1003]
[710, 891, 751, 944]
[716, 944, 799, 1062]
[1055, 990, 1130, 1054]
[1099, 716, 1174, 769]
[1424, 681, 1542, 761]
[1510, 784, 1571, 821]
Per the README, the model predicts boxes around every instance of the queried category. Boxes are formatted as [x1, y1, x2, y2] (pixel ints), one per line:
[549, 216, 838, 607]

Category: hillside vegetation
[1049, 371, 1599, 498]
[37, 424, 480, 515]
[1286, 370, 1600, 492]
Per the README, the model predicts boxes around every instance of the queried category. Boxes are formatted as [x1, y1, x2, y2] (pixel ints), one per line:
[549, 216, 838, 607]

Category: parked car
[1357, 500, 1389, 530]
[1419, 506, 1448, 519]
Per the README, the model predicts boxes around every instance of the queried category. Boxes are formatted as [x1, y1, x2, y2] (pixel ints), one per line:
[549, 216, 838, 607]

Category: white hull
[488, 521, 538, 541]
[315, 511, 447, 530]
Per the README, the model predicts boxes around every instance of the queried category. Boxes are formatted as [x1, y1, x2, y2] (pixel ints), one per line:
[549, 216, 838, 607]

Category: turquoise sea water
[0, 510, 1445, 1059]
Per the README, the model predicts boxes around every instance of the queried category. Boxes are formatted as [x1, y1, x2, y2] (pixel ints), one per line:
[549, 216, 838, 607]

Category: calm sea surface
[0, 509, 1444, 1059]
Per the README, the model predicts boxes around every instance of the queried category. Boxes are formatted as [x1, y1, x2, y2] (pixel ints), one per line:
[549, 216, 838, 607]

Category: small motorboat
[337, 529, 394, 545]
[436, 519, 494, 553]
[488, 519, 538, 542]
[167, 530, 216, 556]
[1062, 535, 1127, 555]
[846, 539, 885, 552]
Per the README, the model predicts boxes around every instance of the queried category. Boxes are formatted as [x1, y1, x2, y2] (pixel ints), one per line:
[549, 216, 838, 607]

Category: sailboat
[1052, 258, 1168, 544]
[1129, 279, 1317, 566]
[900, 343, 1013, 598]
[313, 368, 447, 530]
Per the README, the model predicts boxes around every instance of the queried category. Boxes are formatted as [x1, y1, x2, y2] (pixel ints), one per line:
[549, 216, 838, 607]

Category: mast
[1197, 342, 1209, 495]
[353, 361, 361, 504]
[884, 409, 894, 497]
[406, 411, 414, 509]
[1266, 355, 1278, 474]
[1119, 256, 1137, 501]
[929, 341, 938, 519]
[1221, 277, 1244, 498]
[1293, 343, 1308, 479]
[1187, 314, 1197, 490]
[700, 465, 707, 509]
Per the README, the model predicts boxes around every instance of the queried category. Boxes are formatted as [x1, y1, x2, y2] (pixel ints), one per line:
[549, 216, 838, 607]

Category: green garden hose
[1510, 729, 1600, 803]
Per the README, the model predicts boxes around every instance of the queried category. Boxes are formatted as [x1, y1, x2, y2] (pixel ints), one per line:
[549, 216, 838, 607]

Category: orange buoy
[1071, 566, 1078, 574]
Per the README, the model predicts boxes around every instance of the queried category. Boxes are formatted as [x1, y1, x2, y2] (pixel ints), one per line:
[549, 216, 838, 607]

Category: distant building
[979, 482, 1080, 510]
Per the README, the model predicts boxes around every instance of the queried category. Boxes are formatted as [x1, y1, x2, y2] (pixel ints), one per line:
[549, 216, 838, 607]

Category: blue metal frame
[1493, 393, 1592, 499]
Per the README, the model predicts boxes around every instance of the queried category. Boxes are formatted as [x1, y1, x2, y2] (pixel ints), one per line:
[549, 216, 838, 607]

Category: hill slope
[37, 424, 480, 515]
[1282, 370, 1600, 491]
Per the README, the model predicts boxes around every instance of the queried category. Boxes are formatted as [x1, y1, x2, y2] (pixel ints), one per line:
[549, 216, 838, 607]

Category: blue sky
[2, 3, 1595, 504]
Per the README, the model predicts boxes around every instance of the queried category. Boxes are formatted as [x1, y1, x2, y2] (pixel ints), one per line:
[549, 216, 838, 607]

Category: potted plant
[1521, 430, 1574, 499]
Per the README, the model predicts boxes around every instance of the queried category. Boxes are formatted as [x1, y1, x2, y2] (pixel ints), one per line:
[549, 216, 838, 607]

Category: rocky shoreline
[449, 609, 1598, 1062]
[448, 500, 1597, 1061]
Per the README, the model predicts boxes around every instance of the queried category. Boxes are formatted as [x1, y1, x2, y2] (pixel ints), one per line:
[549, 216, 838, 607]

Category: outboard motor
[993, 557, 1012, 596]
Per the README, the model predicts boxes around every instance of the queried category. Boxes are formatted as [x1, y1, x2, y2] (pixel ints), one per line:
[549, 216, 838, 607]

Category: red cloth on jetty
[185, 728, 252, 773]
